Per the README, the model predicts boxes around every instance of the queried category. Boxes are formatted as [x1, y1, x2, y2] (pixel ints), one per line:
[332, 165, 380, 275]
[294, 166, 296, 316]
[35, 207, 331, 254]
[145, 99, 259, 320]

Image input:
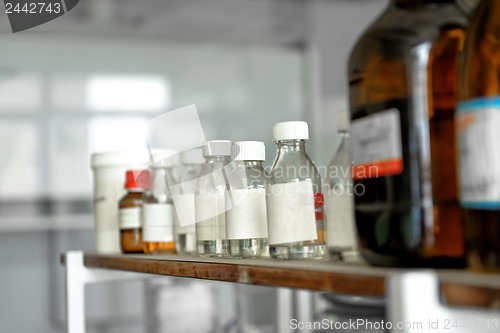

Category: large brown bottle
[348, 0, 467, 267]
[457, 0, 500, 270]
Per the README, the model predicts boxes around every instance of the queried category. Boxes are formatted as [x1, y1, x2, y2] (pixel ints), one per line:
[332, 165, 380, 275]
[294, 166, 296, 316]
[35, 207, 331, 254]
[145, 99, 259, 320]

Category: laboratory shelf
[62, 251, 500, 333]
[75, 252, 500, 307]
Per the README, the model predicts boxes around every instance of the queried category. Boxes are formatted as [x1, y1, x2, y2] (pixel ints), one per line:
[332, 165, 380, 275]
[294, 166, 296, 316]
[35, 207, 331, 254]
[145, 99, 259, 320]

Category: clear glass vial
[173, 148, 205, 255]
[142, 152, 177, 255]
[267, 121, 326, 259]
[226, 141, 269, 258]
[195, 140, 232, 257]
[119, 170, 150, 253]
[325, 110, 360, 262]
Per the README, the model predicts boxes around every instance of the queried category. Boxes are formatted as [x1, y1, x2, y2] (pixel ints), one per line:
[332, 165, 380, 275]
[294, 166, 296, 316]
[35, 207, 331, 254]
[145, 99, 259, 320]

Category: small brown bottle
[119, 170, 150, 253]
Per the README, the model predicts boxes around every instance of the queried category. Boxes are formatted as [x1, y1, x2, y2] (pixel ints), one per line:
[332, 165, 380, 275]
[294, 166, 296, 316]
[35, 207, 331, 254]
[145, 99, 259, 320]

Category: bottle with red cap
[119, 169, 150, 253]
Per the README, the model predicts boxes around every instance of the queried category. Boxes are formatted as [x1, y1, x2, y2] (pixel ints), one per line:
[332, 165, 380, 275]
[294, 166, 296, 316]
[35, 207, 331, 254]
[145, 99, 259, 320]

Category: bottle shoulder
[349, 4, 467, 69]
[119, 191, 143, 207]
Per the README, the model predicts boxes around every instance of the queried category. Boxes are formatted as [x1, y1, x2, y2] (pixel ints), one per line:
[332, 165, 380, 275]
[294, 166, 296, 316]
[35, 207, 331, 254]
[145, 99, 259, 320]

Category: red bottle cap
[124, 170, 150, 189]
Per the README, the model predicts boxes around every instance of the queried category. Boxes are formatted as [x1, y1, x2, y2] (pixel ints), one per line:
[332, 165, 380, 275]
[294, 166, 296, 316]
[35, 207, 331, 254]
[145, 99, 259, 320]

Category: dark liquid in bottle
[349, 2, 466, 267]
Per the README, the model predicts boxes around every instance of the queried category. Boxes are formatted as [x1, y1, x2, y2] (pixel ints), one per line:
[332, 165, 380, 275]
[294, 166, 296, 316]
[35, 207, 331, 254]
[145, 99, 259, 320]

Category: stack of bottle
[114, 120, 358, 261]
[106, 0, 500, 270]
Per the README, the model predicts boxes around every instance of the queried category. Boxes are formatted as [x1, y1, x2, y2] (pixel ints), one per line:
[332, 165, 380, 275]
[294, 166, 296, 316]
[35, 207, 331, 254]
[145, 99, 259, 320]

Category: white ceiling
[0, 0, 307, 46]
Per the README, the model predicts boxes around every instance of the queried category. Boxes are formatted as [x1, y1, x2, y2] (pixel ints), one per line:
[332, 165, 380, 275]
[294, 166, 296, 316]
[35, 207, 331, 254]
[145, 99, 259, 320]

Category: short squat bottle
[142, 155, 176, 255]
[226, 141, 269, 258]
[119, 170, 150, 253]
[267, 121, 326, 259]
[173, 148, 205, 255]
[325, 110, 360, 262]
[195, 140, 232, 257]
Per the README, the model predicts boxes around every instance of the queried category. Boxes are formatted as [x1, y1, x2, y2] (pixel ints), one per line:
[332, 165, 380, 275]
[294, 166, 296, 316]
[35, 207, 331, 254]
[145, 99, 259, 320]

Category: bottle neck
[239, 160, 264, 168]
[275, 140, 307, 152]
[205, 155, 229, 164]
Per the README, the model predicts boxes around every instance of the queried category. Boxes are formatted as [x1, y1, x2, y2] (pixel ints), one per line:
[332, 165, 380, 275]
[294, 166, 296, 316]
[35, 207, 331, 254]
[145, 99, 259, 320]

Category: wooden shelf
[81, 252, 500, 308]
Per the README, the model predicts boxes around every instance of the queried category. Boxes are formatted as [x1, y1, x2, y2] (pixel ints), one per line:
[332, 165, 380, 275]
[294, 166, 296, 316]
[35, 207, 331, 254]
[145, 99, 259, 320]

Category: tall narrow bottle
[457, 0, 500, 270]
[195, 140, 232, 257]
[142, 154, 176, 255]
[226, 141, 269, 258]
[173, 148, 205, 255]
[267, 121, 325, 259]
[325, 110, 359, 261]
[348, 0, 467, 267]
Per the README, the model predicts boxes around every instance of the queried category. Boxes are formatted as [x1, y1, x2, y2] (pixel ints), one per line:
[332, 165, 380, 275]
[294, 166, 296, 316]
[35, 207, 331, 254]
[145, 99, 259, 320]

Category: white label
[173, 194, 196, 234]
[142, 203, 174, 242]
[195, 193, 226, 241]
[173, 192, 198, 227]
[458, 105, 500, 206]
[119, 207, 141, 229]
[325, 190, 357, 249]
[266, 180, 317, 245]
[351, 108, 403, 178]
[226, 188, 268, 240]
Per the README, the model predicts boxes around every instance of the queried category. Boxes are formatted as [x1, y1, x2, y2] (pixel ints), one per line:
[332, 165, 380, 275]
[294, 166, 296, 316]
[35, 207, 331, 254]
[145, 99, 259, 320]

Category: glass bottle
[142, 156, 176, 255]
[457, 0, 500, 270]
[119, 170, 150, 253]
[173, 148, 205, 255]
[267, 121, 326, 259]
[195, 140, 232, 257]
[325, 110, 360, 261]
[226, 141, 269, 258]
[348, 0, 467, 267]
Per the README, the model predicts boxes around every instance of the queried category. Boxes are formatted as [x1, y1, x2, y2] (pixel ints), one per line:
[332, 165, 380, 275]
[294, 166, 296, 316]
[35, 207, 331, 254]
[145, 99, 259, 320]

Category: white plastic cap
[181, 148, 205, 165]
[150, 149, 178, 168]
[91, 150, 150, 169]
[337, 109, 350, 131]
[273, 121, 309, 141]
[202, 140, 232, 157]
[232, 141, 265, 161]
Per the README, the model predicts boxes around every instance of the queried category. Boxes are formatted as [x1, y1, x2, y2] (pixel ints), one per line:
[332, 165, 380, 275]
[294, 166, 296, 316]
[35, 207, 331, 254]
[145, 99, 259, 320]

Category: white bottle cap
[202, 140, 232, 157]
[232, 141, 265, 161]
[337, 109, 350, 131]
[273, 121, 309, 141]
[181, 148, 205, 164]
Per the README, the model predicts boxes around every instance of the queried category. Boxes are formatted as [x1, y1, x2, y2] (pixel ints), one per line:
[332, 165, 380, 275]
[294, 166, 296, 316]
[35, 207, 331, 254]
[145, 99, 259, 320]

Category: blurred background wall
[0, 0, 385, 332]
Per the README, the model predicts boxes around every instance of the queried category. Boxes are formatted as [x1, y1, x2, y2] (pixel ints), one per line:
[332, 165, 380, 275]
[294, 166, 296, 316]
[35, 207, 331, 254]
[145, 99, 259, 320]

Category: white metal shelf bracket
[388, 271, 500, 333]
[63, 251, 148, 333]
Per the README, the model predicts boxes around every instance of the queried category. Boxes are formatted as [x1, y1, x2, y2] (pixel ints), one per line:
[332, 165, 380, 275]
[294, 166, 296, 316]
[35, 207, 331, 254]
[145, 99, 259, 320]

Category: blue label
[457, 96, 500, 113]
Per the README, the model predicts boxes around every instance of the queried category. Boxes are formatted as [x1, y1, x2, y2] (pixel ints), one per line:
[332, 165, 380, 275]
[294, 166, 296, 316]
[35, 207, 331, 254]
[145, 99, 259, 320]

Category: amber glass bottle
[348, 0, 467, 267]
[119, 170, 150, 253]
[457, 0, 500, 270]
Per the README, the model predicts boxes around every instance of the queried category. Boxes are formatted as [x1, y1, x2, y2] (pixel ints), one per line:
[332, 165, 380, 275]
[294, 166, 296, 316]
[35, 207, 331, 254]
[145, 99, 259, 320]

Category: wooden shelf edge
[83, 253, 386, 297]
[79, 252, 500, 308]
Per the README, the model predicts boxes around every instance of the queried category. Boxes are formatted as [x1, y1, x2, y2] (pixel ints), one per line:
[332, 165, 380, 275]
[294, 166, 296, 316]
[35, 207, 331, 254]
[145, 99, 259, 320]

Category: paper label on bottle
[226, 188, 268, 240]
[266, 180, 317, 245]
[351, 108, 404, 180]
[457, 97, 500, 209]
[195, 193, 226, 241]
[325, 190, 357, 248]
[173, 193, 197, 228]
[142, 203, 174, 242]
[119, 207, 141, 229]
